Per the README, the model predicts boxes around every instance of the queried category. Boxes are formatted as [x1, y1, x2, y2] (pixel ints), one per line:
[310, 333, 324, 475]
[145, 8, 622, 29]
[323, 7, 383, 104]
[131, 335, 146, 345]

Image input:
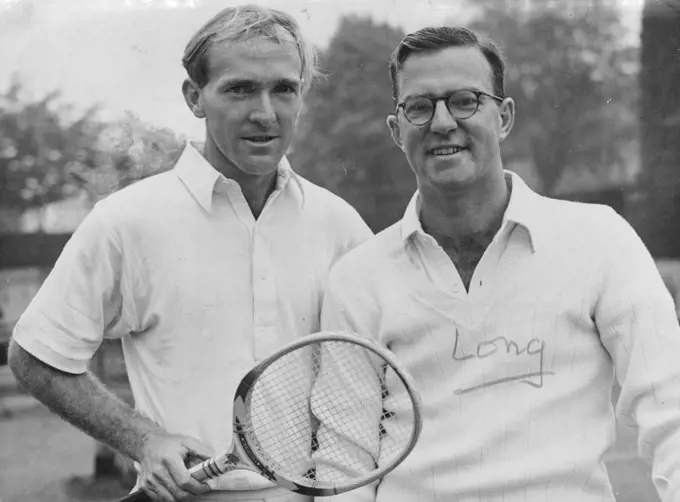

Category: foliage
[628, 0, 680, 257]
[0, 79, 104, 210]
[291, 16, 413, 232]
[0, 2, 648, 234]
[70, 112, 184, 201]
[291, 2, 640, 234]
[0, 80, 184, 214]
[466, 0, 639, 193]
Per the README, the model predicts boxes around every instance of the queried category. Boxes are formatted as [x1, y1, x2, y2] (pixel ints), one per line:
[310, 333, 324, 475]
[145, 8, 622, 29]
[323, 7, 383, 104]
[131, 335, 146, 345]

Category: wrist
[133, 423, 167, 462]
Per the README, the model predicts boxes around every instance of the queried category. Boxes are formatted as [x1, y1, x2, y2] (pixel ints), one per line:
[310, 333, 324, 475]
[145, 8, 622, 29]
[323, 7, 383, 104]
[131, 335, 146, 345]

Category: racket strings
[243, 340, 417, 489]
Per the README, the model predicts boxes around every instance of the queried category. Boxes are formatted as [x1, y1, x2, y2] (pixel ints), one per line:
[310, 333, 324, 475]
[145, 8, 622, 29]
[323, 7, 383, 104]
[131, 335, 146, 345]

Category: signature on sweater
[452, 333, 554, 394]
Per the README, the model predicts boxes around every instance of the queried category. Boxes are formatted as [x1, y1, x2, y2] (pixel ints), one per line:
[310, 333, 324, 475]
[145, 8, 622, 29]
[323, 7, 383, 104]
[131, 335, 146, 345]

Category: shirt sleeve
[12, 202, 136, 374]
[594, 208, 680, 502]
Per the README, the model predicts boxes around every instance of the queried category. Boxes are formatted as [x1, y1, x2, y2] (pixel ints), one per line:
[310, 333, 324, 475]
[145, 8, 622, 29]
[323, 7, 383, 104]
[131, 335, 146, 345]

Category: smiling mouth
[244, 136, 277, 143]
[431, 146, 467, 156]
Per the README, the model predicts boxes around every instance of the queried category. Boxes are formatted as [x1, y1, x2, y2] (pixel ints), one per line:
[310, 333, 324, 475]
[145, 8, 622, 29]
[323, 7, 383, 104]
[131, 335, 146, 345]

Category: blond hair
[182, 4, 317, 93]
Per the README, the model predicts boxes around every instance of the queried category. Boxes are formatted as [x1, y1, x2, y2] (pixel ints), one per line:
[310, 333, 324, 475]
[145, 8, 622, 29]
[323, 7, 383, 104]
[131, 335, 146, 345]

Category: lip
[429, 145, 468, 155]
[242, 136, 279, 145]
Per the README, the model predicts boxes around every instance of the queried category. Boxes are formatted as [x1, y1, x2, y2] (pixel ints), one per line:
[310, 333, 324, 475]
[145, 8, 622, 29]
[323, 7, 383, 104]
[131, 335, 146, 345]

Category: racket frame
[189, 331, 423, 497]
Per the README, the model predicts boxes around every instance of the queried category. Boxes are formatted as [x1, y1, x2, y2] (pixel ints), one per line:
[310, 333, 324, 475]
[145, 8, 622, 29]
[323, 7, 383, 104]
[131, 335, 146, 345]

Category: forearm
[8, 340, 165, 462]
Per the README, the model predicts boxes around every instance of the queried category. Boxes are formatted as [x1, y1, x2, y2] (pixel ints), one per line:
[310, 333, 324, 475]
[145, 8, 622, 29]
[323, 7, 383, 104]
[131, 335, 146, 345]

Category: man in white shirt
[8, 5, 371, 502]
[318, 26, 680, 502]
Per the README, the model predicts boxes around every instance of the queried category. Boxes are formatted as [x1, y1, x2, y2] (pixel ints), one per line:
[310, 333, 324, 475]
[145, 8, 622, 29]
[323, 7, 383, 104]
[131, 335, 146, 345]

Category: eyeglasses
[396, 89, 504, 126]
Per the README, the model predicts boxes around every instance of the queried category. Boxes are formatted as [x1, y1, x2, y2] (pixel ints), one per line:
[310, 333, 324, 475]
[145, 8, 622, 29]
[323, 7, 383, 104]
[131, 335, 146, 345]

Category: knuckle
[176, 490, 193, 501]
[169, 483, 188, 499]
[184, 479, 207, 495]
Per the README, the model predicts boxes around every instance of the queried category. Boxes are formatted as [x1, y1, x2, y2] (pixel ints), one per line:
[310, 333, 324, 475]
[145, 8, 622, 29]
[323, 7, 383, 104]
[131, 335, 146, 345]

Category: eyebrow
[275, 78, 302, 91]
[219, 77, 301, 90]
[403, 88, 482, 100]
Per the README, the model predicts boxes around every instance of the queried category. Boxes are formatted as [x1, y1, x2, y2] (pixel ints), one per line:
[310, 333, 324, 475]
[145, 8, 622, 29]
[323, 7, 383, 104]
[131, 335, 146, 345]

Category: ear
[498, 97, 515, 142]
[386, 114, 404, 150]
[182, 79, 205, 119]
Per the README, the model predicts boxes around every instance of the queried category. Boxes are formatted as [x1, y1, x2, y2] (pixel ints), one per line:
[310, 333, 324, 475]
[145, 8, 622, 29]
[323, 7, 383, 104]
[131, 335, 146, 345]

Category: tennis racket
[117, 331, 422, 501]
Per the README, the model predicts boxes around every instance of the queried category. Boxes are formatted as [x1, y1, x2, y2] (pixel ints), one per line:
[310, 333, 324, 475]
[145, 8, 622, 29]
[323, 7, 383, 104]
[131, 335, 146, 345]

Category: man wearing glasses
[317, 26, 680, 502]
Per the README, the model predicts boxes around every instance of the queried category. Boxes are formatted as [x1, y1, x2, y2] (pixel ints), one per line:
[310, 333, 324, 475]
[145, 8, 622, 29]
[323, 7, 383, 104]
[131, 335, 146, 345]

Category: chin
[430, 164, 476, 185]
[239, 159, 280, 176]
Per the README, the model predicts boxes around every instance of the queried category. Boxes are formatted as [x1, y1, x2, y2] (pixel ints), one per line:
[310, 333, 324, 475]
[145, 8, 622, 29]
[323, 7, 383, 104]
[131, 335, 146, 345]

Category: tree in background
[467, 0, 639, 194]
[291, 16, 413, 232]
[0, 79, 184, 231]
[70, 111, 184, 202]
[0, 79, 103, 218]
[630, 0, 680, 258]
[292, 2, 640, 233]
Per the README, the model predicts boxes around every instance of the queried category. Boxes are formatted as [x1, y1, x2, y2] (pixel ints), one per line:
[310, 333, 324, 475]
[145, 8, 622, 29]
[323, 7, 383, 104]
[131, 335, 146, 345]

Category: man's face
[387, 46, 514, 194]
[187, 36, 303, 176]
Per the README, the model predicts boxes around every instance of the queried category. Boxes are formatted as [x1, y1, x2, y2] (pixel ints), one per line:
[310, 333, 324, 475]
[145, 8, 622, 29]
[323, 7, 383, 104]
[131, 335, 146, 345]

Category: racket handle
[114, 457, 224, 502]
[116, 489, 151, 502]
[189, 456, 226, 482]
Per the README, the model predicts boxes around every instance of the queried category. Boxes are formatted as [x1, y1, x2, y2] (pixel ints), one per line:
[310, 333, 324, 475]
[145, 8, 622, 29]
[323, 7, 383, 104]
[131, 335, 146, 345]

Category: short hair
[182, 4, 317, 92]
[388, 26, 506, 102]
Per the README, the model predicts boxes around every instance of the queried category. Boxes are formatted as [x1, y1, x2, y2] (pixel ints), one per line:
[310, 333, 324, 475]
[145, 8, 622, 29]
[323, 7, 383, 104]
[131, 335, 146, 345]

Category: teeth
[433, 147, 464, 156]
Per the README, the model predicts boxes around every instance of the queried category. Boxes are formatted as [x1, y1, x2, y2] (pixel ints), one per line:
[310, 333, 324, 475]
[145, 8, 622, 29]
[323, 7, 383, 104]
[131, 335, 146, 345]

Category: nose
[250, 91, 276, 126]
[429, 99, 458, 135]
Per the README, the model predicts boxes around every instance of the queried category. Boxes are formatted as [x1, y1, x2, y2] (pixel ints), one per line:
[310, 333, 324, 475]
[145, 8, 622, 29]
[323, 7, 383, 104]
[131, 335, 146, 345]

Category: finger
[184, 477, 211, 495]
[179, 478, 210, 496]
[165, 457, 209, 496]
[141, 475, 174, 502]
[151, 467, 192, 501]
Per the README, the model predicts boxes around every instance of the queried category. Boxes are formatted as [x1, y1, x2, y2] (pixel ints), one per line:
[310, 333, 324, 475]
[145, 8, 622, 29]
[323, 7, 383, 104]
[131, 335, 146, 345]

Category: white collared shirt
[320, 172, 680, 502]
[13, 143, 372, 491]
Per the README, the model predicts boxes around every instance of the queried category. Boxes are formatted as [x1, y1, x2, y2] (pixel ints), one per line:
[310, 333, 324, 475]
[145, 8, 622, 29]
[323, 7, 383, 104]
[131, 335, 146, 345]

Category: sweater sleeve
[595, 208, 680, 502]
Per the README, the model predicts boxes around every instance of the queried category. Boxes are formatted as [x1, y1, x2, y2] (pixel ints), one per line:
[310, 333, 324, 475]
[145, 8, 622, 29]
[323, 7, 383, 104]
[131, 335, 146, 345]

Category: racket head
[232, 331, 423, 496]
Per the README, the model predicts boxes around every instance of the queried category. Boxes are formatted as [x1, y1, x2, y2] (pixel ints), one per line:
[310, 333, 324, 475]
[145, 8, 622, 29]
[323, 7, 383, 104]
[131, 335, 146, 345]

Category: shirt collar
[400, 170, 543, 252]
[173, 142, 305, 214]
[401, 191, 424, 242]
[501, 170, 543, 252]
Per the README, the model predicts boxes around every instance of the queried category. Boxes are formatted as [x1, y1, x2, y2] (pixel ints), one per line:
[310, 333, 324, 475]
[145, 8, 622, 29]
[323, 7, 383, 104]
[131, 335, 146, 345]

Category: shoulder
[96, 171, 179, 213]
[296, 176, 372, 242]
[328, 222, 403, 286]
[89, 171, 181, 230]
[535, 194, 631, 241]
[298, 176, 361, 217]
[539, 194, 620, 220]
[528, 195, 654, 273]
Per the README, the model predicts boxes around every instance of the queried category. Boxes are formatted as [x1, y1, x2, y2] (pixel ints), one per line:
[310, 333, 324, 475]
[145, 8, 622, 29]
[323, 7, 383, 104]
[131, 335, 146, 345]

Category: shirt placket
[416, 228, 506, 349]
[219, 178, 281, 361]
[464, 225, 511, 327]
[252, 186, 286, 361]
[252, 227, 278, 360]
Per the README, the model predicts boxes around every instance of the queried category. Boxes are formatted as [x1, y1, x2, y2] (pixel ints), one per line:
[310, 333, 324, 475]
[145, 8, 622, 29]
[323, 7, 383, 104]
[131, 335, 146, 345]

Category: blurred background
[1, 0, 679, 500]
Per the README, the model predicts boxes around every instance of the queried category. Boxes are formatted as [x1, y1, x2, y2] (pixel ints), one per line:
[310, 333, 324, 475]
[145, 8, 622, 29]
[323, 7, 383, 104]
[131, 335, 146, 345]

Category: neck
[420, 172, 510, 249]
[201, 140, 278, 219]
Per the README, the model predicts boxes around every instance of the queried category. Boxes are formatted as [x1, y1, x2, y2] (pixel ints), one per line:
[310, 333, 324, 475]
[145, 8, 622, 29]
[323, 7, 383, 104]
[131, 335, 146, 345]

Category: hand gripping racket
[118, 331, 423, 500]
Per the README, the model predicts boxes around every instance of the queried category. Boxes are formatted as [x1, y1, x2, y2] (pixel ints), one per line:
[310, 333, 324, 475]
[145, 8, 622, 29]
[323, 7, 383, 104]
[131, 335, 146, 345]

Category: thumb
[181, 436, 213, 462]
